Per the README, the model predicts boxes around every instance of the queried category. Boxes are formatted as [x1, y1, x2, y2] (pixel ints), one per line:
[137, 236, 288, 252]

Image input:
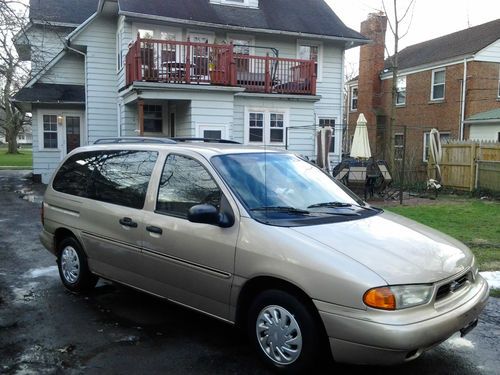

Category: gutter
[120, 11, 369, 46]
[463, 118, 500, 124]
[460, 58, 469, 140]
[65, 44, 89, 146]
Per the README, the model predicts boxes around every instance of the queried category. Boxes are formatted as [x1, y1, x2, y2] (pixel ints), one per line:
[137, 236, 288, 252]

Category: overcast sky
[327, 0, 500, 76]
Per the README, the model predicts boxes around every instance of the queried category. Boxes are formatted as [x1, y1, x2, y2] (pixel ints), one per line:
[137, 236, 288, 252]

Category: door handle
[119, 217, 138, 228]
[146, 226, 163, 235]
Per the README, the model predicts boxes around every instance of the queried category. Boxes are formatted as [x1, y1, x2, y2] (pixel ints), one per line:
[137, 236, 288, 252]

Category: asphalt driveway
[0, 170, 499, 374]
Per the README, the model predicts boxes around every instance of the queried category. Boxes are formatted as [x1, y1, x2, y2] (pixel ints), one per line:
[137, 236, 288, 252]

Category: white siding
[38, 52, 85, 85]
[72, 14, 118, 142]
[32, 107, 85, 184]
[469, 123, 500, 141]
[26, 25, 75, 75]
[233, 96, 316, 158]
[32, 108, 63, 184]
[475, 39, 500, 63]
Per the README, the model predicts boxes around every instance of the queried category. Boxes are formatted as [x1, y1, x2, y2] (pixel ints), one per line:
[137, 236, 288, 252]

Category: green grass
[387, 201, 500, 272]
[0, 148, 33, 168]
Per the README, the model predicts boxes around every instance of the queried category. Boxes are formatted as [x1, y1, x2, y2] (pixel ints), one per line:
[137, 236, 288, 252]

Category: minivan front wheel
[57, 237, 97, 293]
[248, 290, 321, 373]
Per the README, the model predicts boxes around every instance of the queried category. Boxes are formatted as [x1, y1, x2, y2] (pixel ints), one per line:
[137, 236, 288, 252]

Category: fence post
[400, 125, 407, 205]
[470, 142, 477, 191]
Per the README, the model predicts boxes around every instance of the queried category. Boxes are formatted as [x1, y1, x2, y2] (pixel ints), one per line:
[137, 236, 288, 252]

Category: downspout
[460, 58, 468, 141]
[65, 43, 89, 145]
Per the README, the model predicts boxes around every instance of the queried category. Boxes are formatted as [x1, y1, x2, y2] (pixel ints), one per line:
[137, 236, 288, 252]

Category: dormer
[209, 0, 259, 9]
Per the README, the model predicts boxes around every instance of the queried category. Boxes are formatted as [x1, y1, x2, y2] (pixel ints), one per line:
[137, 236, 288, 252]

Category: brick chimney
[357, 12, 387, 154]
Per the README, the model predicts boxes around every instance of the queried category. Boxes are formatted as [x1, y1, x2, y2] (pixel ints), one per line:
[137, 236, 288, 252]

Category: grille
[436, 272, 470, 301]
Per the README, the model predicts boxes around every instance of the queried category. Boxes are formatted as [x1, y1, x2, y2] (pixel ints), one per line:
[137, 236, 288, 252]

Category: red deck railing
[125, 37, 317, 95]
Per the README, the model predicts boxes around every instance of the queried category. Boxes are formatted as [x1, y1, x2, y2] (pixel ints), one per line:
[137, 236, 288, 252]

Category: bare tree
[0, 0, 29, 154]
[382, 0, 416, 169]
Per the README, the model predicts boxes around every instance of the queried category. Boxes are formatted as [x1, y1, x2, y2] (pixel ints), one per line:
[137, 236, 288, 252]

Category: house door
[66, 116, 81, 153]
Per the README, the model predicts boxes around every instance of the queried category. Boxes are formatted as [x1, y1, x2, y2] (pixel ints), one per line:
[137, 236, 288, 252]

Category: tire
[57, 237, 98, 293]
[247, 289, 323, 374]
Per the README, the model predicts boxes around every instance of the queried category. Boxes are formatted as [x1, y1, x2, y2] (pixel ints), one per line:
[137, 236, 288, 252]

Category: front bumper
[317, 275, 489, 365]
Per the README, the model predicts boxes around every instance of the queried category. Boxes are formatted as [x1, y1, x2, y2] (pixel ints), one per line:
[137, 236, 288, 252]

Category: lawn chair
[377, 162, 400, 200]
[334, 168, 349, 185]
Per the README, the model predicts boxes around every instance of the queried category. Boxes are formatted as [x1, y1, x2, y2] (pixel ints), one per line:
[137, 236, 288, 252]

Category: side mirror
[188, 204, 234, 228]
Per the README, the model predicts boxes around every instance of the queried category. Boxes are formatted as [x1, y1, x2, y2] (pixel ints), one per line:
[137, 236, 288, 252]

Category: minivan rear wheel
[57, 237, 97, 293]
[248, 290, 321, 373]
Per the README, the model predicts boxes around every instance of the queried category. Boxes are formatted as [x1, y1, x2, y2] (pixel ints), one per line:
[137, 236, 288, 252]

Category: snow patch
[445, 333, 475, 349]
[26, 266, 58, 278]
[480, 271, 500, 289]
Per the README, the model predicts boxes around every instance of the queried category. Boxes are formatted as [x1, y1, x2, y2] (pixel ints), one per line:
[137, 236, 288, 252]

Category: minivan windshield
[212, 153, 378, 226]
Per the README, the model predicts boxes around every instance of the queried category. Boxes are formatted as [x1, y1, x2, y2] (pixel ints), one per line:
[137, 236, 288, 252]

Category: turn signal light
[363, 287, 396, 310]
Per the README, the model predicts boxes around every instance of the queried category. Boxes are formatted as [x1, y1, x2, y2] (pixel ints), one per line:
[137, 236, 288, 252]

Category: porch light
[57, 115, 64, 125]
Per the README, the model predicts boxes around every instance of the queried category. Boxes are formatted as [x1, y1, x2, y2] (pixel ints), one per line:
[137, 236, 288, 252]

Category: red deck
[125, 37, 317, 96]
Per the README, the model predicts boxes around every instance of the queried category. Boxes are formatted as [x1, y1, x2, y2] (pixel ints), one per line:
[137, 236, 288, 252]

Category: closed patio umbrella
[316, 126, 332, 173]
[350, 113, 371, 159]
[429, 128, 443, 181]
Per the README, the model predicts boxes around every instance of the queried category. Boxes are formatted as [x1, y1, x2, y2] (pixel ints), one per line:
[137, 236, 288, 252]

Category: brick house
[12, 0, 366, 183]
[347, 14, 500, 166]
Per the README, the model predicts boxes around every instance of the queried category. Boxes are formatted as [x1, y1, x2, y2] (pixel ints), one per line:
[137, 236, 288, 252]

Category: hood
[291, 211, 473, 285]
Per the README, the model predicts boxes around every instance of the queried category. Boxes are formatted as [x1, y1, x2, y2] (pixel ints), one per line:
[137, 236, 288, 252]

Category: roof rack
[93, 137, 241, 145]
[172, 137, 241, 144]
[94, 137, 177, 145]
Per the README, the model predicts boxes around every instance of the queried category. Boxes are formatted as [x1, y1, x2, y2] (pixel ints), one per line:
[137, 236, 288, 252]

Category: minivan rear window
[53, 150, 158, 209]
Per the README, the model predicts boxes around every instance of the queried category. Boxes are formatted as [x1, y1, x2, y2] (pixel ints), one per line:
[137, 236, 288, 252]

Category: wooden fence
[428, 141, 500, 191]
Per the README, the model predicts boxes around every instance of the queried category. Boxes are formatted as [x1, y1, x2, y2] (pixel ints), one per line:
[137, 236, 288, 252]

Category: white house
[13, 0, 367, 183]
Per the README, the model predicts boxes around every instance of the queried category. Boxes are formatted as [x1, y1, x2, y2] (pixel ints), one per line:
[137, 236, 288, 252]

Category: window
[396, 76, 406, 105]
[144, 104, 163, 133]
[350, 86, 358, 111]
[156, 154, 221, 218]
[249, 112, 264, 142]
[53, 150, 158, 208]
[319, 118, 336, 153]
[43, 115, 58, 149]
[246, 109, 288, 145]
[394, 133, 404, 160]
[423, 132, 450, 162]
[229, 34, 254, 72]
[270, 113, 284, 143]
[431, 69, 445, 100]
[138, 29, 154, 39]
[298, 42, 321, 79]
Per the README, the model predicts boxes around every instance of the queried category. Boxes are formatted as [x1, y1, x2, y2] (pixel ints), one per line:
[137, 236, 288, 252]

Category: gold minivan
[40, 141, 489, 373]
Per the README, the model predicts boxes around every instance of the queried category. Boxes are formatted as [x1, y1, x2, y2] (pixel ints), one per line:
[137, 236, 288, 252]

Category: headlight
[363, 285, 433, 310]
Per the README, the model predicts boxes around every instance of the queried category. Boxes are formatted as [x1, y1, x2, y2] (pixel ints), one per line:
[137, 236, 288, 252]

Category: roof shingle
[29, 0, 98, 25]
[13, 84, 85, 103]
[119, 0, 365, 40]
[30, 0, 366, 41]
[387, 18, 500, 71]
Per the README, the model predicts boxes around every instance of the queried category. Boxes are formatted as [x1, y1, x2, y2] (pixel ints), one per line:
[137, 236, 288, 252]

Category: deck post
[185, 38, 191, 84]
[229, 43, 237, 86]
[136, 34, 142, 81]
[265, 53, 271, 93]
[138, 99, 144, 136]
[311, 61, 317, 95]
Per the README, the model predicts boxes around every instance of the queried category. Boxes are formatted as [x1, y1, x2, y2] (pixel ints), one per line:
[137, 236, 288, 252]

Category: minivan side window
[156, 154, 221, 218]
[53, 150, 158, 209]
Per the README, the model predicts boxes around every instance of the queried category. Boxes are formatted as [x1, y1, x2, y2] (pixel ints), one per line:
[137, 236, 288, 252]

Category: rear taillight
[41, 201, 44, 226]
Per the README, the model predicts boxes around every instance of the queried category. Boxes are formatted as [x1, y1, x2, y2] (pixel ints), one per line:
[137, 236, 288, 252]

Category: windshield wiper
[250, 206, 310, 215]
[307, 202, 354, 209]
